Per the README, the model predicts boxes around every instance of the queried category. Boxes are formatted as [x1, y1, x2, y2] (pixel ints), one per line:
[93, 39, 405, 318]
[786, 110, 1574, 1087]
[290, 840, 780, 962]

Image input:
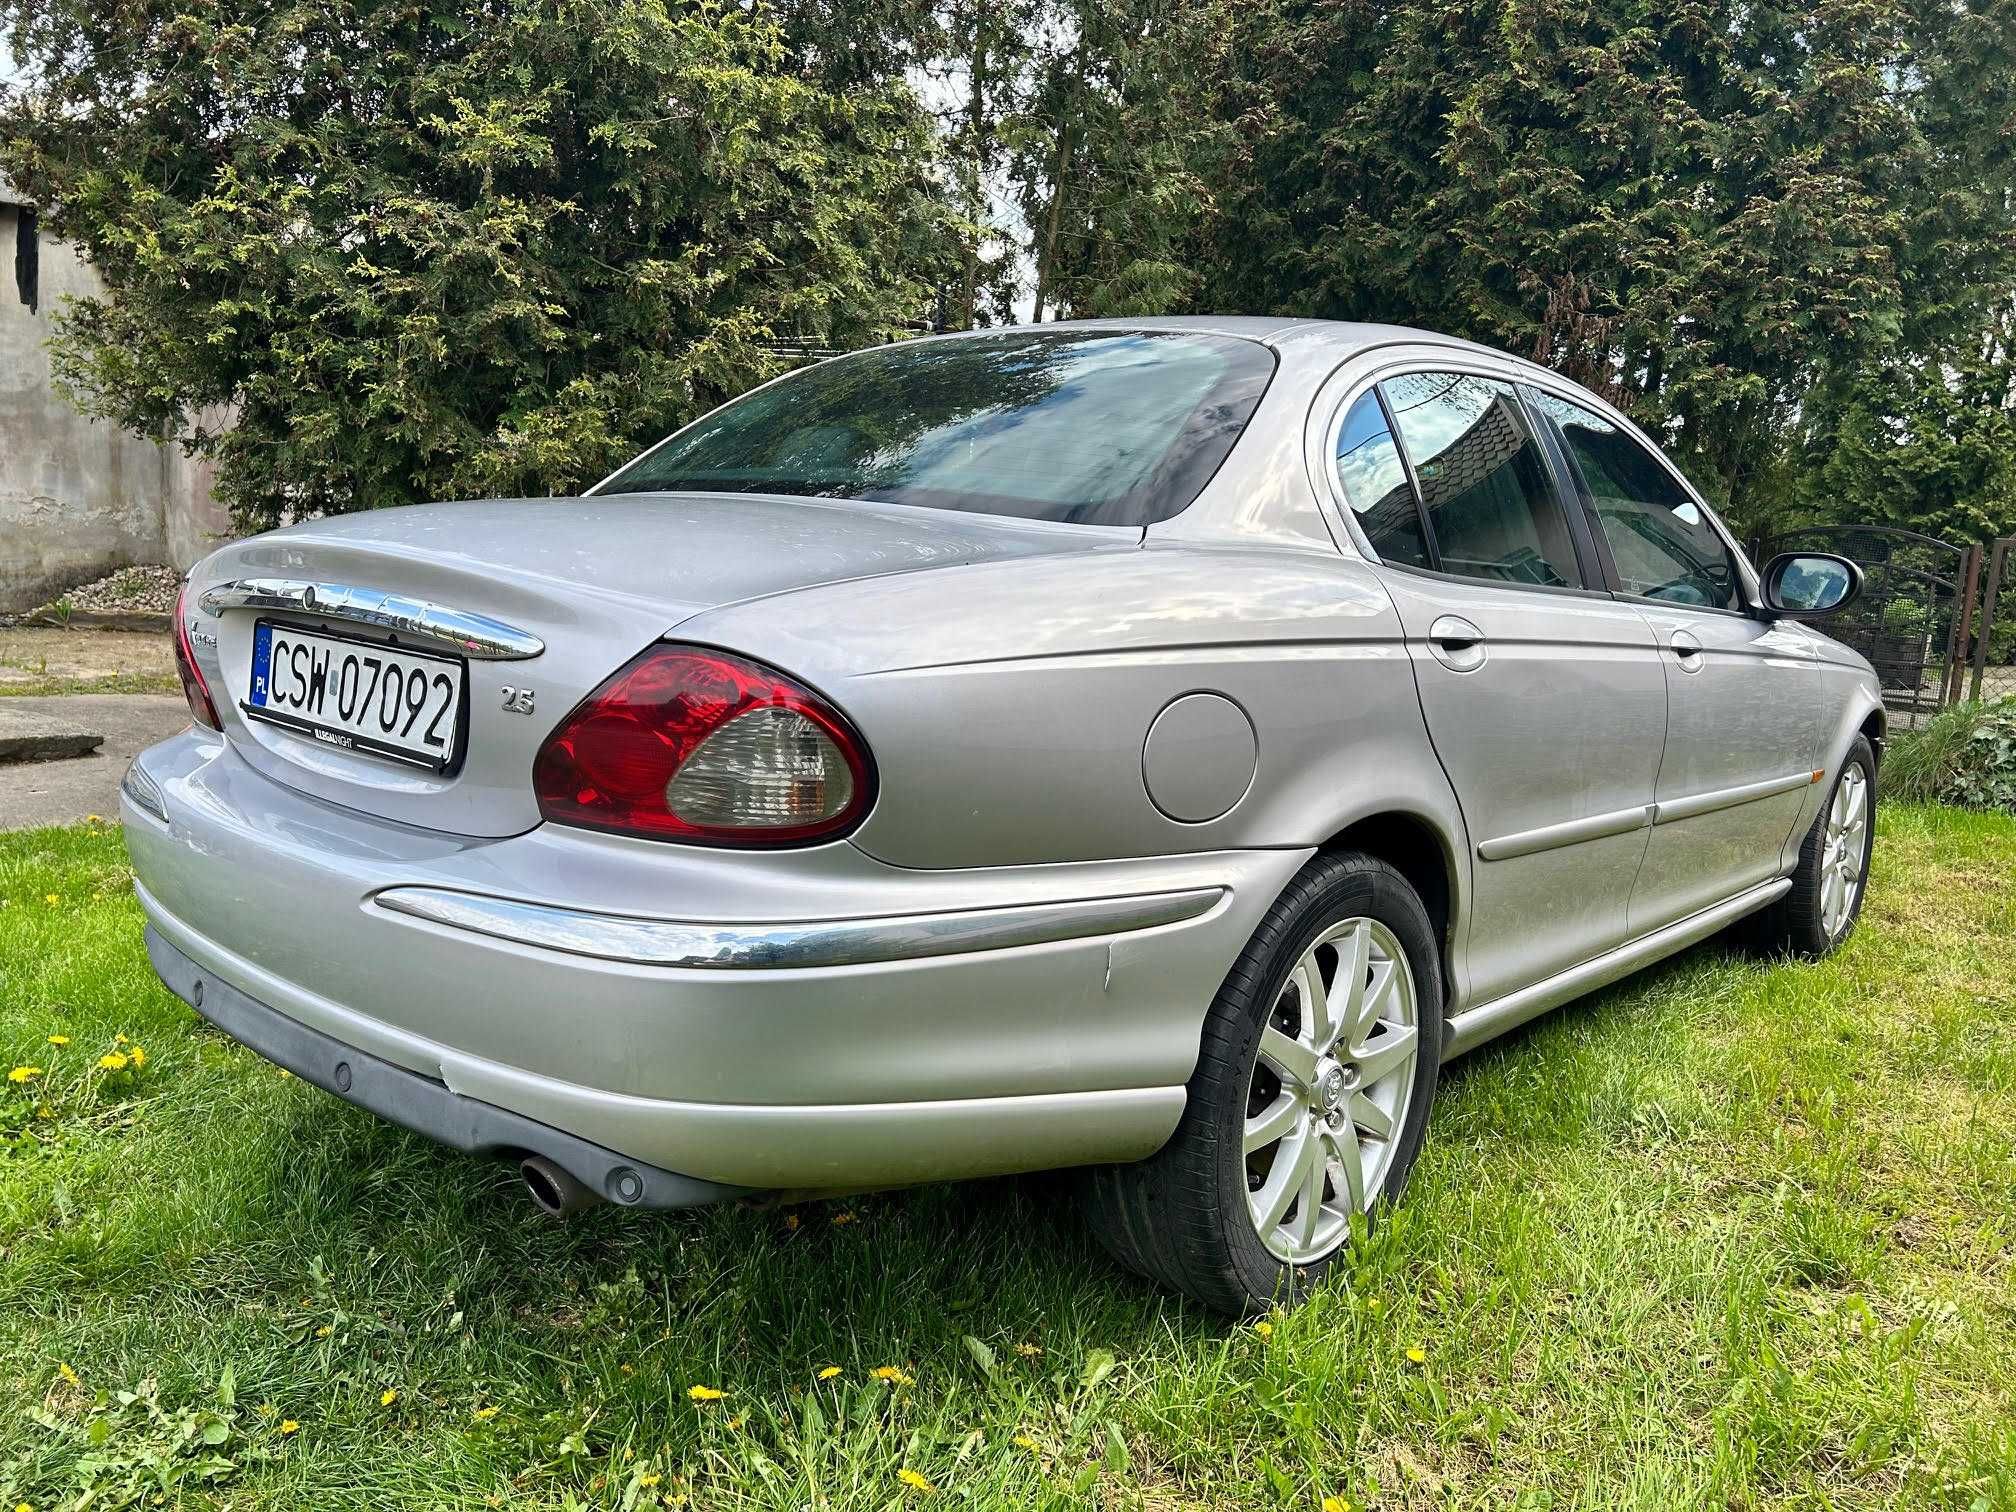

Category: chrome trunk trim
[1443, 876, 1792, 1057]
[372, 885, 1227, 970]
[197, 579, 545, 661]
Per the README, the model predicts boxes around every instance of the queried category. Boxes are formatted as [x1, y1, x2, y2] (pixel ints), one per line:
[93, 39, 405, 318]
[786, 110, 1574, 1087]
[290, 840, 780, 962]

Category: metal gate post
[1971, 537, 2010, 702]
[1949, 544, 1983, 707]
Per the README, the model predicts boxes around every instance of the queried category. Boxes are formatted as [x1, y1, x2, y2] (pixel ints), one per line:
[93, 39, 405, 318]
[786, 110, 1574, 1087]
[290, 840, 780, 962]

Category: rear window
[594, 329, 1276, 527]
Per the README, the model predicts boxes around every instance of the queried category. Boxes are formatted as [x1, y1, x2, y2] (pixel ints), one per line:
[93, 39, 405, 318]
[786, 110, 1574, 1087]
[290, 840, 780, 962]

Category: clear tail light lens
[532, 645, 874, 845]
[172, 582, 221, 731]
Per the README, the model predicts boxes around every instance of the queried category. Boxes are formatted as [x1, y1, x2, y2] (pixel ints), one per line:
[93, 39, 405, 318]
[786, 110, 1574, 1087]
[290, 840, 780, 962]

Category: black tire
[1748, 734, 1876, 958]
[1082, 850, 1443, 1315]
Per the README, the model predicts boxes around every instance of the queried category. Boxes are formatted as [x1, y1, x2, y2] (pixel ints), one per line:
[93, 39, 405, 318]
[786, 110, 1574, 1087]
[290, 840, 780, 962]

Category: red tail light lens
[172, 582, 221, 731]
[533, 645, 874, 845]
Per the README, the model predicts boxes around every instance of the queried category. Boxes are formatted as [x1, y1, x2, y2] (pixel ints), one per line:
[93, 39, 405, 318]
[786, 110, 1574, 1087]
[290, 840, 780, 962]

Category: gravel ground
[3, 565, 182, 624]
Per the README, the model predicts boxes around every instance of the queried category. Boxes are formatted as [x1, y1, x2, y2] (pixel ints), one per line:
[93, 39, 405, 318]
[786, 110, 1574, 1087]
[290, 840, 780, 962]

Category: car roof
[941, 315, 1535, 374]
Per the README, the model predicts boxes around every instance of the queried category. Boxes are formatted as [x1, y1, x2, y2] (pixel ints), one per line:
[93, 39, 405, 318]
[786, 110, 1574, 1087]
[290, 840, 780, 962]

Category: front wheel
[1749, 734, 1876, 958]
[1082, 851, 1443, 1314]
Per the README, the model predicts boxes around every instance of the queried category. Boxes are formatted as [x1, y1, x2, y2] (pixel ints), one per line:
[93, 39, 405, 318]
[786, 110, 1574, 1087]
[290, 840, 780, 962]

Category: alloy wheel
[1820, 764, 1869, 939]
[1243, 917, 1419, 1264]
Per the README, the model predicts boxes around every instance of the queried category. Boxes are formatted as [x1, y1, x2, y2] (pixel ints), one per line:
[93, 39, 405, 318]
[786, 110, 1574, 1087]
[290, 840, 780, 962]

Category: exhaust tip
[519, 1154, 600, 1216]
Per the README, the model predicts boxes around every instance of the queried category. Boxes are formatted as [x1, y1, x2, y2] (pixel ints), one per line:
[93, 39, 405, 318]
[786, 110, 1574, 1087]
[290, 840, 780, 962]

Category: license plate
[245, 621, 464, 770]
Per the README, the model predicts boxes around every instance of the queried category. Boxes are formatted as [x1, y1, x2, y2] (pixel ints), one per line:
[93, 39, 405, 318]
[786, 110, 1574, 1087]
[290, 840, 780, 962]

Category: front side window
[1332, 390, 1431, 569]
[1526, 390, 1742, 610]
[594, 330, 1276, 527]
[1380, 371, 1582, 588]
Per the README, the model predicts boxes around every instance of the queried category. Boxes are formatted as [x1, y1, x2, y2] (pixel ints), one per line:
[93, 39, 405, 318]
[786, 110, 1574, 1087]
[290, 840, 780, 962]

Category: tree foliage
[1189, 0, 2016, 535]
[0, 0, 954, 527]
[5, 0, 2016, 543]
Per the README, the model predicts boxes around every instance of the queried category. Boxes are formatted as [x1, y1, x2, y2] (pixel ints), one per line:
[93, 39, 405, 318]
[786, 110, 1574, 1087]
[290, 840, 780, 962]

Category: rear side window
[1526, 390, 1742, 611]
[1332, 391, 1432, 570]
[594, 330, 1276, 527]
[1380, 372, 1582, 588]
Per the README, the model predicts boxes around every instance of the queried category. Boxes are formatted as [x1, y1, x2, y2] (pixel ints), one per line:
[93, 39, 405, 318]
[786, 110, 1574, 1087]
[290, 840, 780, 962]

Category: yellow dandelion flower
[279, 1420, 300, 1435]
[897, 1467, 935, 1494]
[114, 1034, 128, 1045]
[1014, 1343, 1042, 1357]
[379, 1388, 399, 1407]
[870, 1366, 914, 1386]
[278, 1068, 293, 1078]
[638, 1472, 661, 1488]
[1366, 1298, 1383, 1315]
[1405, 1346, 1426, 1365]
[128, 1046, 147, 1068]
[619, 1363, 634, 1375]
[1253, 1321, 1273, 1338]
[46, 1035, 69, 1047]
[1323, 1499, 1352, 1512]
[86, 814, 103, 825]
[314, 1325, 332, 1338]
[725, 1415, 746, 1430]
[832, 1211, 856, 1226]
[57, 1362, 80, 1387]
[687, 1385, 725, 1402]
[17, 1501, 32, 1512]
[817, 1366, 843, 1381]
[44, 894, 60, 907]
[8, 1066, 42, 1084]
[97, 1052, 129, 1071]
[1012, 1433, 1038, 1451]
[472, 1404, 500, 1420]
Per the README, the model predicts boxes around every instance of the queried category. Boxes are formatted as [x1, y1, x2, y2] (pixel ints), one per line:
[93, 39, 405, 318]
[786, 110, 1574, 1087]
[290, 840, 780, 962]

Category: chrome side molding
[1476, 771, 1821, 861]
[197, 579, 544, 661]
[372, 885, 1226, 970]
[1443, 876, 1791, 1056]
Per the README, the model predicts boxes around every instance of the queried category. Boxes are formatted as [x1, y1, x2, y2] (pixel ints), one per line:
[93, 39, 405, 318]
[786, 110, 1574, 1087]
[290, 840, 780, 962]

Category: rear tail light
[172, 582, 221, 731]
[532, 645, 874, 845]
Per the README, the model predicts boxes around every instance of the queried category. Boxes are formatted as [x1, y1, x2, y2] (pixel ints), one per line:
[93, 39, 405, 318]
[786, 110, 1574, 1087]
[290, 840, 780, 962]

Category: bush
[1886, 699, 2016, 812]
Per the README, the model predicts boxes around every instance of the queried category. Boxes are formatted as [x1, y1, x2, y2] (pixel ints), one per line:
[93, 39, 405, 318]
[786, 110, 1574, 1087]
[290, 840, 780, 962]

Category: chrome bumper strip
[197, 578, 545, 661]
[372, 885, 1227, 970]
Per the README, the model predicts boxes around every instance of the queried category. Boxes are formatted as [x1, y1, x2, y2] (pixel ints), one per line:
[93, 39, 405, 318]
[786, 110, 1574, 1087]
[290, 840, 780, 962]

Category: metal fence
[1755, 526, 1970, 728]
[1956, 536, 2016, 706]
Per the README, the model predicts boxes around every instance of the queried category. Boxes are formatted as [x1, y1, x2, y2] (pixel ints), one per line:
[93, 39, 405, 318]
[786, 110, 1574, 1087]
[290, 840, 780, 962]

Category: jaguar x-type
[125, 319, 1881, 1313]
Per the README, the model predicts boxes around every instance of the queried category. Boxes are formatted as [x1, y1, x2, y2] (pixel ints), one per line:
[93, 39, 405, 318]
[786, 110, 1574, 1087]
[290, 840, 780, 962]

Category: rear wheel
[1083, 851, 1442, 1314]
[1749, 735, 1876, 958]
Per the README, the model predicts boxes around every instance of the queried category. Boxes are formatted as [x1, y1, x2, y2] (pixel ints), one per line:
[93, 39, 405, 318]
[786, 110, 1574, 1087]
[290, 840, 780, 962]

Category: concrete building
[1, 174, 232, 611]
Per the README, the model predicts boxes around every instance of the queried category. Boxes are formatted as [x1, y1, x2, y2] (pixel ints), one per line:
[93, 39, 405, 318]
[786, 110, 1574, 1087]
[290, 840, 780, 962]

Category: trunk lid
[190, 492, 1122, 836]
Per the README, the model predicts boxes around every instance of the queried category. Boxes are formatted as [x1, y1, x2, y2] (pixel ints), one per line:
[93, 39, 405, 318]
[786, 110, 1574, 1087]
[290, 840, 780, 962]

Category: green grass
[0, 671, 182, 698]
[3, 809, 2014, 1510]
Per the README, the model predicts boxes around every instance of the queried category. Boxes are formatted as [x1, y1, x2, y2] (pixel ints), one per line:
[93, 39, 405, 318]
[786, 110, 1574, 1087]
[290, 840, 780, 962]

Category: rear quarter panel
[678, 542, 1470, 882]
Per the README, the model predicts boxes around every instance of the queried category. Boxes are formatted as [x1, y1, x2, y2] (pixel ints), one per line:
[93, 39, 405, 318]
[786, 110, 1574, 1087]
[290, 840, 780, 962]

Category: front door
[1332, 371, 1669, 1008]
[1522, 389, 1828, 932]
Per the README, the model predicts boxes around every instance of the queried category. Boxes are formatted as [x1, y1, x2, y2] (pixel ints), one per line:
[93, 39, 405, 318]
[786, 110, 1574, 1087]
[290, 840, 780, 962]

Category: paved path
[0, 695, 190, 830]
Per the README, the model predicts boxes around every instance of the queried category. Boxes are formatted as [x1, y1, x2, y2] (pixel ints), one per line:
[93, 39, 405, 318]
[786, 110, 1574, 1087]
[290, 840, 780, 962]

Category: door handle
[1428, 615, 1486, 673]
[1669, 629, 1704, 673]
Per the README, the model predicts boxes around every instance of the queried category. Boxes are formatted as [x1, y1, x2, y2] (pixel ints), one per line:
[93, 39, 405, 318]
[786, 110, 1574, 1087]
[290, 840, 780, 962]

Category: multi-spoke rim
[1820, 763, 1869, 939]
[1243, 916, 1419, 1265]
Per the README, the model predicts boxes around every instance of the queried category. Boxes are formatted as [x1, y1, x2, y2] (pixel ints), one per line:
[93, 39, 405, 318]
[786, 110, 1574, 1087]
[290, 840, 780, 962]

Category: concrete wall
[1, 196, 234, 612]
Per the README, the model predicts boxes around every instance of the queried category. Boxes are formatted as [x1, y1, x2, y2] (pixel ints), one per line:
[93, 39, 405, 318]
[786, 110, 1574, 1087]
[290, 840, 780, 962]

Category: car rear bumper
[124, 731, 1305, 1189]
[146, 925, 745, 1208]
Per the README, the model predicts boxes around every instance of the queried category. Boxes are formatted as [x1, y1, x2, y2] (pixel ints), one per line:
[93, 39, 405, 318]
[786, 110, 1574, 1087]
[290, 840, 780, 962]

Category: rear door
[1523, 389, 1830, 931]
[1327, 369, 1668, 1007]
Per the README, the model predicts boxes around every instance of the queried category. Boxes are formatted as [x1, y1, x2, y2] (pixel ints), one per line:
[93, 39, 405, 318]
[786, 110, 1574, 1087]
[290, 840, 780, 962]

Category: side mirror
[1760, 552, 1862, 617]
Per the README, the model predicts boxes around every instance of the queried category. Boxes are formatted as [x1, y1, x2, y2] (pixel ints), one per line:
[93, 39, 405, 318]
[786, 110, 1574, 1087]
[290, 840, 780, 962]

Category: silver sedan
[125, 318, 1882, 1313]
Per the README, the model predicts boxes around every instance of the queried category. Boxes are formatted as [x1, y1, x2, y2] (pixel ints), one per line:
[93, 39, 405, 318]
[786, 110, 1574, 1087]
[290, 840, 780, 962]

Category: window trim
[1320, 358, 1603, 596]
[1518, 381, 1761, 622]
